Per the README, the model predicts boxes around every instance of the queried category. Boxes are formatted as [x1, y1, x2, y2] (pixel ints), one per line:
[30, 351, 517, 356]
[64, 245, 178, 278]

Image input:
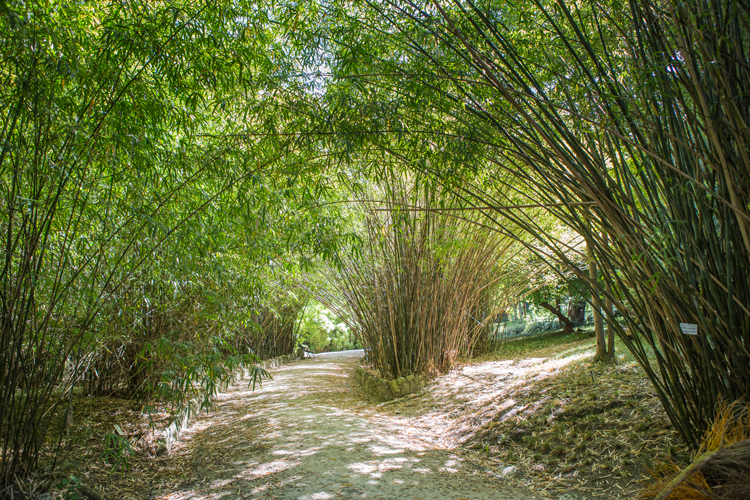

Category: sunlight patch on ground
[460, 352, 590, 381]
[248, 481, 273, 496]
[435, 350, 593, 412]
[300, 492, 335, 500]
[208, 478, 232, 489]
[236, 458, 299, 478]
[272, 445, 322, 457]
[347, 462, 377, 474]
[347, 457, 410, 476]
[377, 460, 403, 471]
[370, 444, 405, 455]
[159, 490, 200, 500]
[358, 343, 599, 452]
[349, 435, 373, 444]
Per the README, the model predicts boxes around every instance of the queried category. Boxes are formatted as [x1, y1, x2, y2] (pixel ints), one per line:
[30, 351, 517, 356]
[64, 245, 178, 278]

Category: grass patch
[476, 328, 597, 360]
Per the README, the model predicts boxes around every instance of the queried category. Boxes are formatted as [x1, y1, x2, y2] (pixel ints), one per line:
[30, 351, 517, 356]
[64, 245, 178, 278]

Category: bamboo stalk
[319, 183, 527, 378]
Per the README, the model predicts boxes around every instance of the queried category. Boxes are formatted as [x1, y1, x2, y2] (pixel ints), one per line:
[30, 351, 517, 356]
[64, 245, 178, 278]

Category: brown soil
[51, 338, 687, 500]
[60, 351, 534, 500]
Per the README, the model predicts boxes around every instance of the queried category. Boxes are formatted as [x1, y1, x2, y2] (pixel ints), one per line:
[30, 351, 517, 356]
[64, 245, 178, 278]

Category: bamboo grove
[316, 179, 529, 379]
[1, 0, 749, 490]
[325, 0, 750, 447]
[0, 0, 349, 485]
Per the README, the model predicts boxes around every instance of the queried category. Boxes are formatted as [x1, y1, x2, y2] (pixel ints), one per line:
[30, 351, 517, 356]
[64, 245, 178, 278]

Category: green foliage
[58, 475, 81, 500]
[0, 0, 351, 486]
[298, 303, 359, 352]
[101, 426, 133, 474]
[150, 341, 269, 414]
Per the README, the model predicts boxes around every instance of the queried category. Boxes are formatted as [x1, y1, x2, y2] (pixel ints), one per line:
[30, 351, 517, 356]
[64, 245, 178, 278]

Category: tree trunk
[588, 238, 607, 361]
[604, 232, 615, 359]
[606, 293, 614, 358]
[569, 300, 586, 325]
[539, 302, 575, 333]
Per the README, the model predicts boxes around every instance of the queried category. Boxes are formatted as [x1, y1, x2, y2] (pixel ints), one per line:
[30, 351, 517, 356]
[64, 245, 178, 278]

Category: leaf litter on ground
[42, 331, 690, 500]
[368, 329, 692, 499]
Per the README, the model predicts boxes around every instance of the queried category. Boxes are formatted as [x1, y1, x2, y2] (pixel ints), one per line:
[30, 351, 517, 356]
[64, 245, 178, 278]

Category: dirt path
[153, 351, 535, 500]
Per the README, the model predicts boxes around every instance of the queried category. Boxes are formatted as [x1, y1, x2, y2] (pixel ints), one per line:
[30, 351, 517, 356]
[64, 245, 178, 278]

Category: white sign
[680, 323, 698, 336]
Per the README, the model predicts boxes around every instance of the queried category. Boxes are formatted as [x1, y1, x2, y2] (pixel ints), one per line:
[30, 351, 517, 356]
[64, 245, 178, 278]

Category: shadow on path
[154, 350, 531, 500]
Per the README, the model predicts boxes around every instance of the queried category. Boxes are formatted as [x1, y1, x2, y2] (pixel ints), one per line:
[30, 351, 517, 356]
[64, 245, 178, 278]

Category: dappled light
[3, 0, 748, 497]
[380, 345, 600, 449]
[116, 351, 527, 500]
[64, 337, 680, 500]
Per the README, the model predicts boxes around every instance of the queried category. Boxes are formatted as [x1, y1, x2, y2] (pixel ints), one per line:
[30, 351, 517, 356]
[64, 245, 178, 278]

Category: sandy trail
[158, 350, 532, 500]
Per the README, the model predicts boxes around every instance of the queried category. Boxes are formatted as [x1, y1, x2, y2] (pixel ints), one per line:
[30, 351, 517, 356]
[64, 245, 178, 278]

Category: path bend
[161, 350, 531, 500]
